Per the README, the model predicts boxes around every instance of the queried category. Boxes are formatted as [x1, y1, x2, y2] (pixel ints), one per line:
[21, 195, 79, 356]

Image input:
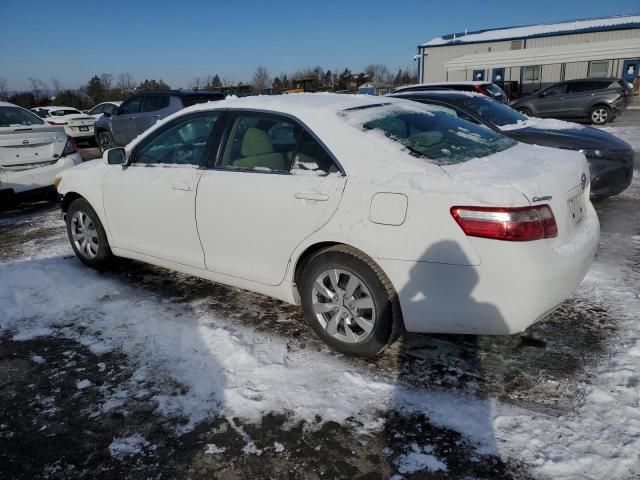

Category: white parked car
[32, 106, 96, 143]
[85, 101, 122, 119]
[0, 101, 81, 203]
[55, 94, 599, 357]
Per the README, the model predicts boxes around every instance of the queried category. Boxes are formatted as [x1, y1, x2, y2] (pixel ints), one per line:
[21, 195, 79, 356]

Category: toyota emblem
[580, 173, 587, 191]
[22, 139, 29, 145]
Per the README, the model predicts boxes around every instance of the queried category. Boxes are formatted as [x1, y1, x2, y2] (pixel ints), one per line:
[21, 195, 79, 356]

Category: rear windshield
[345, 103, 515, 165]
[460, 96, 526, 127]
[483, 84, 505, 97]
[49, 109, 82, 116]
[0, 106, 45, 127]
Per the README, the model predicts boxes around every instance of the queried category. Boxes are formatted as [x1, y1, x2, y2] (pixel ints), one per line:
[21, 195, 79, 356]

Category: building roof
[443, 38, 640, 71]
[421, 14, 640, 47]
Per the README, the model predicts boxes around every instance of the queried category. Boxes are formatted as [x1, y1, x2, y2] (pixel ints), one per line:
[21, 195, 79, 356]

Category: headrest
[241, 127, 274, 157]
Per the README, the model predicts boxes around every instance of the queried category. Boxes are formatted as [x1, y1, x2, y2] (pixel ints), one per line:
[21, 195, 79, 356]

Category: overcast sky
[0, 0, 637, 91]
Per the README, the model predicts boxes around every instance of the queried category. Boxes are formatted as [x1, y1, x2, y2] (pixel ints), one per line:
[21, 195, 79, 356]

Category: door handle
[152, 114, 161, 119]
[127, 116, 136, 120]
[171, 183, 194, 191]
[294, 192, 329, 201]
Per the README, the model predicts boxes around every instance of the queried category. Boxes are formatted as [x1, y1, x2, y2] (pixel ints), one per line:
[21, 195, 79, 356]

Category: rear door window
[143, 95, 170, 112]
[291, 131, 339, 175]
[567, 82, 596, 94]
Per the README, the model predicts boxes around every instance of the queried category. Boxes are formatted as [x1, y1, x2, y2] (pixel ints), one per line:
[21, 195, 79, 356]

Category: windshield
[461, 96, 526, 127]
[484, 83, 505, 97]
[0, 106, 45, 127]
[347, 103, 516, 165]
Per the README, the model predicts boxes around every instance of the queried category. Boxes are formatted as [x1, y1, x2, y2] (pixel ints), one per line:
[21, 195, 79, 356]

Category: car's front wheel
[66, 198, 114, 269]
[299, 245, 402, 357]
[516, 107, 532, 116]
[97, 131, 115, 153]
[589, 105, 612, 125]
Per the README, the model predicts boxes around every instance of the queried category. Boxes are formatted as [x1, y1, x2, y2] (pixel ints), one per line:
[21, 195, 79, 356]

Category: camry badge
[580, 173, 587, 191]
[532, 195, 552, 202]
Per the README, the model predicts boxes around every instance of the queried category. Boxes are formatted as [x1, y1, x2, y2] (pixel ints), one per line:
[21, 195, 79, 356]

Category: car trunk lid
[441, 143, 590, 246]
[0, 125, 67, 169]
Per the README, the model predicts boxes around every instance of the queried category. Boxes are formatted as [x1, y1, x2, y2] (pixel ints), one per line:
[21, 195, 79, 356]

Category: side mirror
[103, 112, 111, 118]
[538, 91, 547, 98]
[104, 148, 126, 165]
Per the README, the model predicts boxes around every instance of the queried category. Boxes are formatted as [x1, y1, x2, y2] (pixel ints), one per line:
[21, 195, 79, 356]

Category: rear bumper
[0, 154, 81, 195]
[378, 204, 600, 335]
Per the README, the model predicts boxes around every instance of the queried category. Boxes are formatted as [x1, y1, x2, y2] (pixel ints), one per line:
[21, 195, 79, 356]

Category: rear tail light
[62, 136, 78, 156]
[47, 120, 68, 125]
[450, 205, 558, 242]
[473, 84, 484, 94]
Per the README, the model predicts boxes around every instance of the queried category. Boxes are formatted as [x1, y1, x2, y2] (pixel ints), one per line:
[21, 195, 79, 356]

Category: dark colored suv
[95, 90, 225, 152]
[510, 78, 627, 125]
[393, 81, 508, 103]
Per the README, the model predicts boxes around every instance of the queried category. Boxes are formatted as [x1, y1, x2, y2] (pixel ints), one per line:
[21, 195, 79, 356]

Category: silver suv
[94, 90, 224, 152]
[510, 78, 626, 125]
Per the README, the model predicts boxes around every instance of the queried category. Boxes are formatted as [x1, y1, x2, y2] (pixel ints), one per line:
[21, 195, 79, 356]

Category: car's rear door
[196, 110, 347, 286]
[564, 81, 598, 117]
[103, 111, 223, 268]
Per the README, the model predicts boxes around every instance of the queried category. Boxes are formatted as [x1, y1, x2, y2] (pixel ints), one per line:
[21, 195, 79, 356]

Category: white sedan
[85, 101, 122, 119]
[32, 106, 95, 142]
[55, 94, 599, 357]
[1, 101, 81, 203]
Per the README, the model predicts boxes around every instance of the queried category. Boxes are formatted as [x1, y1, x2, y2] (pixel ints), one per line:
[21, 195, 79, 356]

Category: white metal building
[417, 15, 640, 94]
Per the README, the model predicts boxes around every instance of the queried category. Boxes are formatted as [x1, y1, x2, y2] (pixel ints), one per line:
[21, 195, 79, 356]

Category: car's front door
[103, 111, 222, 268]
[532, 82, 568, 116]
[196, 111, 347, 286]
[111, 95, 143, 145]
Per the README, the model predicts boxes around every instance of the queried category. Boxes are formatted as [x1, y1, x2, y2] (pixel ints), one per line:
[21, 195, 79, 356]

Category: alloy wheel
[98, 133, 112, 153]
[311, 268, 376, 344]
[591, 108, 608, 124]
[70, 211, 99, 259]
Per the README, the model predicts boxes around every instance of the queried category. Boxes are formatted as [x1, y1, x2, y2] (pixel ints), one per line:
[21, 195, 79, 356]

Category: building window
[511, 40, 523, 50]
[522, 65, 541, 81]
[589, 61, 609, 78]
[472, 69, 485, 81]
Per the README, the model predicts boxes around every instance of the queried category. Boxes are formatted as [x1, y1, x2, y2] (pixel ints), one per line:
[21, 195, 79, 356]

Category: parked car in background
[390, 90, 634, 200]
[1, 101, 81, 206]
[393, 81, 508, 103]
[510, 78, 627, 125]
[31, 106, 96, 144]
[57, 94, 598, 357]
[94, 90, 225, 152]
[85, 101, 122, 119]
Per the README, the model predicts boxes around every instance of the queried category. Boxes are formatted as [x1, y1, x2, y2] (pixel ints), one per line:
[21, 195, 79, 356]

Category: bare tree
[100, 73, 113, 91]
[221, 76, 235, 87]
[364, 64, 391, 83]
[116, 72, 136, 95]
[27, 77, 47, 101]
[0, 77, 8, 100]
[251, 66, 271, 92]
[51, 78, 62, 96]
[191, 77, 202, 91]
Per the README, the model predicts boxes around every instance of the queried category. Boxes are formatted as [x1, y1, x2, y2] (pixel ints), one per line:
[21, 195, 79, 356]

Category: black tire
[589, 105, 612, 125]
[517, 107, 532, 116]
[299, 245, 402, 357]
[66, 198, 114, 270]
[97, 131, 115, 153]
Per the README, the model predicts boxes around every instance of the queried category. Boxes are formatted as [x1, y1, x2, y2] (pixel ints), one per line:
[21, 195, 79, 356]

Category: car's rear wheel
[517, 107, 532, 116]
[97, 131, 115, 153]
[589, 105, 612, 125]
[299, 245, 402, 357]
[66, 198, 113, 269]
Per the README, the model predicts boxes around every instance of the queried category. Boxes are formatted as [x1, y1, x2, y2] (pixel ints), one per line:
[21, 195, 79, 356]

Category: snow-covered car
[56, 94, 599, 357]
[85, 101, 122, 119]
[0, 101, 81, 204]
[32, 106, 96, 143]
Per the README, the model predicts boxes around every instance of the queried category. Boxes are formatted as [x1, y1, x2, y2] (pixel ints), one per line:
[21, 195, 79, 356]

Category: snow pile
[500, 117, 584, 131]
[395, 443, 448, 474]
[108, 434, 149, 458]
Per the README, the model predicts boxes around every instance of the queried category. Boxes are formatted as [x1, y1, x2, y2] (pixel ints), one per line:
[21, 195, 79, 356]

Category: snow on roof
[421, 14, 640, 47]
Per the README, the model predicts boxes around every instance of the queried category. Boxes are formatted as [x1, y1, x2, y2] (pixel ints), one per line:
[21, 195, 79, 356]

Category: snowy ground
[1, 126, 639, 479]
